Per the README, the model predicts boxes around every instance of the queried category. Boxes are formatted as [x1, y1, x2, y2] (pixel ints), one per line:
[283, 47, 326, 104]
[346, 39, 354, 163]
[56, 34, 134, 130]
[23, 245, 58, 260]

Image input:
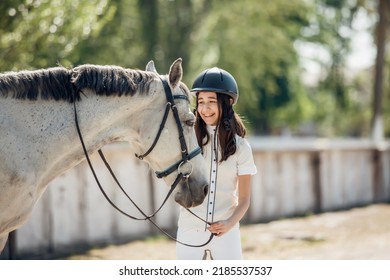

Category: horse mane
[0, 64, 157, 102]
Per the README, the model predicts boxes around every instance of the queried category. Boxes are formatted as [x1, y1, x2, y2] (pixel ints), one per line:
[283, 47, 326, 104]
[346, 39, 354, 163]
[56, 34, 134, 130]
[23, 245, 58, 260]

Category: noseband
[73, 77, 213, 248]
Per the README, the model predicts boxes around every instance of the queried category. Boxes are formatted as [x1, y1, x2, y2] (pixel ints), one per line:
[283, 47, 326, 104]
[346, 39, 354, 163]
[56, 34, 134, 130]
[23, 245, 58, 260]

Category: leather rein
[73, 77, 214, 247]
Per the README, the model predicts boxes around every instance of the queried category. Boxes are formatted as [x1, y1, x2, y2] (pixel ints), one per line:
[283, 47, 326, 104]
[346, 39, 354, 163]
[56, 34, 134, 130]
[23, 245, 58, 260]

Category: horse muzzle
[174, 180, 208, 208]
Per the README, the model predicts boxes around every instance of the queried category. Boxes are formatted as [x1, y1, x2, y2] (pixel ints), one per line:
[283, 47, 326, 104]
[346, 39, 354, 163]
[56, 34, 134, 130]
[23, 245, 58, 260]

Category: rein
[72, 77, 214, 248]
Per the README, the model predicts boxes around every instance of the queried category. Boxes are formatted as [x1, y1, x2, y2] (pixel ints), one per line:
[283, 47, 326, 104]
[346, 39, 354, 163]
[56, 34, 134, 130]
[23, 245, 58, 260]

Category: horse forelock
[0, 64, 158, 103]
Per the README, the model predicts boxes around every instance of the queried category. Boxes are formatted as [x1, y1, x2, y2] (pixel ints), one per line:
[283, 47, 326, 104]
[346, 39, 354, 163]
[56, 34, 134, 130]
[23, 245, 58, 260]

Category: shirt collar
[206, 125, 217, 134]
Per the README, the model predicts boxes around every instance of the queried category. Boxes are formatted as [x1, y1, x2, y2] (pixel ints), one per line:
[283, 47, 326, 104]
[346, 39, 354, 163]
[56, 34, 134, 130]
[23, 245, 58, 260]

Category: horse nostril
[203, 184, 209, 197]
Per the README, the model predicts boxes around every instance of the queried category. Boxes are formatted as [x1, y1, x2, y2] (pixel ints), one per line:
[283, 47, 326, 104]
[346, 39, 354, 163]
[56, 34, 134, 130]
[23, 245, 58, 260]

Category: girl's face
[197, 91, 220, 126]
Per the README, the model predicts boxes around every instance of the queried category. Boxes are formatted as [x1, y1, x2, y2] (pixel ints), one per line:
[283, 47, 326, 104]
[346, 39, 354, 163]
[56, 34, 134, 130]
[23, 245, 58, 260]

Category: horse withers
[0, 59, 208, 252]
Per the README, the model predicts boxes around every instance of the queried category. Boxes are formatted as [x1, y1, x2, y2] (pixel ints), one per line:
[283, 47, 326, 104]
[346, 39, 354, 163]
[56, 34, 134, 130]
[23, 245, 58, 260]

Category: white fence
[2, 138, 390, 258]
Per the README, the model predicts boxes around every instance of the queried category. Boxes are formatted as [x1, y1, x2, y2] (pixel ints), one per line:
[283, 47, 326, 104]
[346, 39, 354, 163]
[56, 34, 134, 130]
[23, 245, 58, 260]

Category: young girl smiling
[176, 67, 257, 260]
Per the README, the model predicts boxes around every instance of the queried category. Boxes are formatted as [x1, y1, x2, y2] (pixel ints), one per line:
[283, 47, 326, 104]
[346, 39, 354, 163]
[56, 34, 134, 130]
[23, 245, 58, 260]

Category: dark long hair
[194, 93, 246, 162]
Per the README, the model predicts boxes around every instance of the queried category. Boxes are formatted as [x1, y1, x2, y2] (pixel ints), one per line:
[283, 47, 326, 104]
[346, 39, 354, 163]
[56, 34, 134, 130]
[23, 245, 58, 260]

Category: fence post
[147, 169, 158, 234]
[311, 151, 322, 214]
[372, 148, 383, 203]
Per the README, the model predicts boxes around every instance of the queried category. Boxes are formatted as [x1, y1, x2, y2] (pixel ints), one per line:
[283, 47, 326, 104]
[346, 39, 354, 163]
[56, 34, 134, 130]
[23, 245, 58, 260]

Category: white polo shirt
[178, 125, 257, 230]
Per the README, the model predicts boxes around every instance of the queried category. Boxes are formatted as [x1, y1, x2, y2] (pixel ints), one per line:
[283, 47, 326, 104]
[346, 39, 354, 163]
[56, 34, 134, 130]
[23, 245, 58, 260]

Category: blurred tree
[138, 0, 158, 66]
[189, 0, 314, 135]
[74, 0, 207, 72]
[379, 0, 390, 138]
[0, 0, 114, 70]
[71, 0, 145, 67]
[371, 0, 388, 140]
[305, 0, 377, 137]
[142, 0, 211, 72]
[0, 0, 387, 138]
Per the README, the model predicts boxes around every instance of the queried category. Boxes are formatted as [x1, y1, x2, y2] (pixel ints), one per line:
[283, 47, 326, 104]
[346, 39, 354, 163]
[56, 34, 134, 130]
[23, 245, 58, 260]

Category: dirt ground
[65, 203, 390, 260]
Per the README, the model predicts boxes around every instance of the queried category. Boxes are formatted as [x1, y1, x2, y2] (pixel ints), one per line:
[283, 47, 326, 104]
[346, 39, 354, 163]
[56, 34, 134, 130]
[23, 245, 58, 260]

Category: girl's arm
[207, 174, 251, 236]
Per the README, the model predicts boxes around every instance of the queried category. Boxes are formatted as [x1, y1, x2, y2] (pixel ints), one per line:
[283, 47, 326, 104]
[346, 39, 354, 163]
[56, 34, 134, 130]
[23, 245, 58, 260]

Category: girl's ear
[229, 98, 234, 106]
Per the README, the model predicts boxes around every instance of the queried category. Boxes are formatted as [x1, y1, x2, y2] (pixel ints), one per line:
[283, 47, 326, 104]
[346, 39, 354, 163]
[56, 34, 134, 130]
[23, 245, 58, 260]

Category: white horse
[0, 58, 209, 252]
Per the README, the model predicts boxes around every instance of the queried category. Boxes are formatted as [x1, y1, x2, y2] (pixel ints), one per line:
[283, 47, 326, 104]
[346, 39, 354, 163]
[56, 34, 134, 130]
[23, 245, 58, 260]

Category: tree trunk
[371, 0, 387, 141]
[138, 0, 159, 66]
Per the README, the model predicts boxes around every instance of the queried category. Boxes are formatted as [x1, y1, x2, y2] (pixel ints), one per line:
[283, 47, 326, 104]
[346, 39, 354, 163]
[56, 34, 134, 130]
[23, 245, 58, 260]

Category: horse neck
[43, 91, 161, 184]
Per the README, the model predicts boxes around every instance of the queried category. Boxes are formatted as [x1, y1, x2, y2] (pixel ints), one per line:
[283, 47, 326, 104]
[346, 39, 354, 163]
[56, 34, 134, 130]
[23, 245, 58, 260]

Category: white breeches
[176, 227, 242, 260]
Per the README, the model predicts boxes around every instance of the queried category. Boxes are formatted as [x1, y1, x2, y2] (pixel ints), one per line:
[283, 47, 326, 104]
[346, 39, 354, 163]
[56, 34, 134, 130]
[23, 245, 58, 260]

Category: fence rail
[2, 138, 389, 259]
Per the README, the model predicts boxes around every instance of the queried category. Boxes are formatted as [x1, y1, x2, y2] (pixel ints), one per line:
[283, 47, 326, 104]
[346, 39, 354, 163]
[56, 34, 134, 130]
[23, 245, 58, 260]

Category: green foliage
[72, 0, 144, 67]
[189, 0, 315, 134]
[302, 0, 378, 137]
[0, 0, 114, 70]
[0, 0, 387, 138]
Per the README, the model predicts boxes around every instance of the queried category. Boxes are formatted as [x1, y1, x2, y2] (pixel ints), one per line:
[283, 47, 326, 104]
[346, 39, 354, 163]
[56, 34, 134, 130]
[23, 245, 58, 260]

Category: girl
[176, 67, 257, 260]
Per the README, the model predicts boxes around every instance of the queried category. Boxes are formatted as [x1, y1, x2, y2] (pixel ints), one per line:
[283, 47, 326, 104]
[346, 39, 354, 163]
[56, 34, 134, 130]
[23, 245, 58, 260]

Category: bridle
[134, 78, 202, 179]
[72, 76, 214, 247]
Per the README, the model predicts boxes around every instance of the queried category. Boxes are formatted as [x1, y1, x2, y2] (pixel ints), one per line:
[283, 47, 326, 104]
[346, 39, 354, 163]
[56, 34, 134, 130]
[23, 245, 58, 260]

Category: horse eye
[184, 112, 195, 127]
[185, 119, 195, 127]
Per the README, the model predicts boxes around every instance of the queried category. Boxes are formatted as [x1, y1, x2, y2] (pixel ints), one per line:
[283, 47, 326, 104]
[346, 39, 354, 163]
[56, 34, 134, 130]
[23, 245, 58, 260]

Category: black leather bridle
[135, 78, 202, 179]
[73, 76, 214, 247]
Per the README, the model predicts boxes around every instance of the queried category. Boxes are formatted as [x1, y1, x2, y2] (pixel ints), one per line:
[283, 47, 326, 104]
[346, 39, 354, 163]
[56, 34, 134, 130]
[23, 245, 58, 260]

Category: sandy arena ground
[64, 203, 390, 260]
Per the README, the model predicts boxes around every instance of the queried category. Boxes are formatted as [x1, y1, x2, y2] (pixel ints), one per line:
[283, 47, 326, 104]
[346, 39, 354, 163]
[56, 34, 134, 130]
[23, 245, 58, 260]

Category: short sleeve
[236, 137, 257, 176]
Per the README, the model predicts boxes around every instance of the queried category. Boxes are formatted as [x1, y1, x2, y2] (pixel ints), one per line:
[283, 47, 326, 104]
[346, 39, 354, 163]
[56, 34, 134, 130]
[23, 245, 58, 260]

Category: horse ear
[168, 58, 183, 88]
[146, 60, 158, 73]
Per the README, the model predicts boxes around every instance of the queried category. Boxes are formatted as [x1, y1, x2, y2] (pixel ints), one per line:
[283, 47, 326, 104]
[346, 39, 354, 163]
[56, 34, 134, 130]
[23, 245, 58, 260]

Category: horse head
[134, 59, 208, 208]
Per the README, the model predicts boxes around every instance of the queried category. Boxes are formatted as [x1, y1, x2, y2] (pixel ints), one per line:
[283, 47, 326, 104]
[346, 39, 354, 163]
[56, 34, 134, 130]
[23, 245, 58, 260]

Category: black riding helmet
[191, 67, 239, 105]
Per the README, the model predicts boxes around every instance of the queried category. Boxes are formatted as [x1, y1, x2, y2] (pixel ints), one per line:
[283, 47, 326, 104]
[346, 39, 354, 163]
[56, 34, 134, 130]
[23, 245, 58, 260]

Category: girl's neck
[206, 124, 217, 134]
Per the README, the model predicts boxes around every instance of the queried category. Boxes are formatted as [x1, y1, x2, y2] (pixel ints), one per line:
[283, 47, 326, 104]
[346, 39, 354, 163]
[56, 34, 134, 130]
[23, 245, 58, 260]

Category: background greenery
[0, 0, 388, 137]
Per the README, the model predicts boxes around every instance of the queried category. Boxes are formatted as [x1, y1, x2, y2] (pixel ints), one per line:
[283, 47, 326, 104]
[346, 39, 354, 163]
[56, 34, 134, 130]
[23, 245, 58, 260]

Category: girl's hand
[207, 220, 233, 237]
